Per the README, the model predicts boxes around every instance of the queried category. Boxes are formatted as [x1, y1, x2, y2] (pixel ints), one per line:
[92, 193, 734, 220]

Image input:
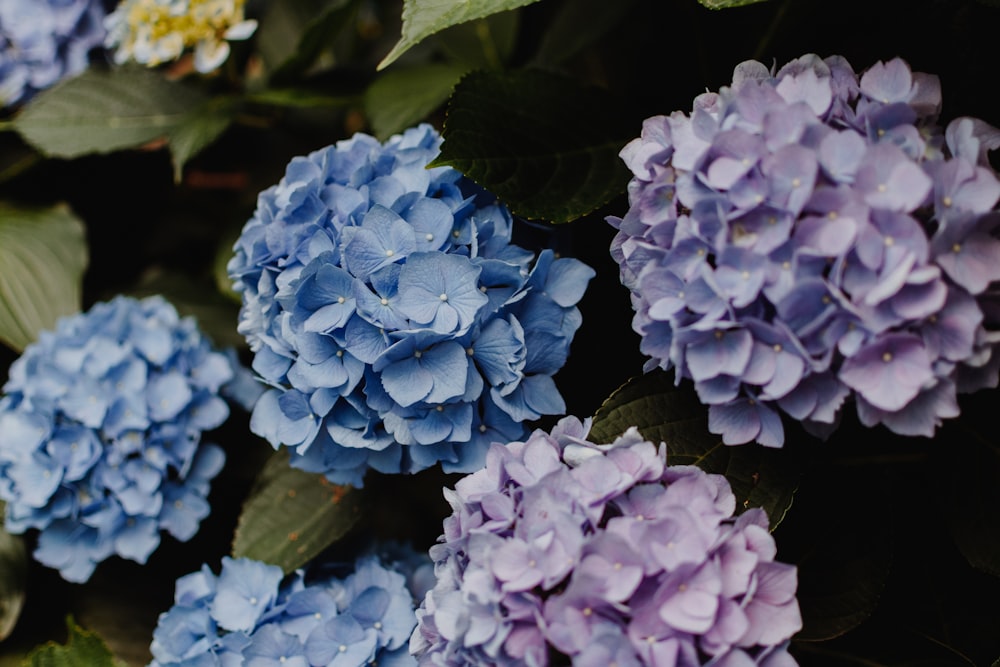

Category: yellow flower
[104, 0, 257, 72]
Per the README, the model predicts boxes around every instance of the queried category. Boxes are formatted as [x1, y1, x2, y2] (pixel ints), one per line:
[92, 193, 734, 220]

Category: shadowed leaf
[432, 69, 633, 223]
[232, 450, 364, 573]
[0, 202, 87, 351]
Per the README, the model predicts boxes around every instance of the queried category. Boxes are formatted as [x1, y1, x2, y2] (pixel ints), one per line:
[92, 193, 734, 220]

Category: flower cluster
[608, 54, 1000, 446]
[0, 296, 236, 583]
[104, 0, 257, 73]
[411, 417, 802, 666]
[0, 0, 107, 107]
[148, 547, 431, 667]
[228, 123, 594, 486]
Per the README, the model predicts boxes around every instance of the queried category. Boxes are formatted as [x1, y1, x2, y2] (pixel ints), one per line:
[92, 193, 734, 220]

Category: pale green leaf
[377, 0, 543, 70]
[0, 202, 87, 351]
[232, 450, 364, 573]
[12, 67, 208, 158]
[364, 62, 468, 140]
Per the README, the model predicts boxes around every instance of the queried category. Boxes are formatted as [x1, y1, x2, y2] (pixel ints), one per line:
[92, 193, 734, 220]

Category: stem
[752, 0, 793, 62]
[475, 19, 503, 71]
[0, 152, 40, 183]
[0, 120, 16, 131]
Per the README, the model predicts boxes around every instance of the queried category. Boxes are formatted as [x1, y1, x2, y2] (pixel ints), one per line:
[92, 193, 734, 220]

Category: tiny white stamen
[380, 297, 389, 306]
[877, 183, 887, 193]
[439, 293, 448, 301]
[883, 352, 893, 363]
[385, 249, 394, 257]
[942, 196, 953, 207]
[337, 296, 346, 304]
[425, 233, 434, 241]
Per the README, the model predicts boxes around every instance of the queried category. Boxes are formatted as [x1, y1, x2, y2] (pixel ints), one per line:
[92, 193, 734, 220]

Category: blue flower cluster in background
[0, 296, 236, 582]
[411, 417, 801, 667]
[148, 546, 431, 667]
[0, 0, 106, 108]
[229, 123, 595, 486]
[609, 54, 1000, 446]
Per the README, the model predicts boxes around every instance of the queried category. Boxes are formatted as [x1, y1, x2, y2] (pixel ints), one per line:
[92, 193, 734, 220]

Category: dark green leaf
[0, 202, 87, 351]
[589, 370, 800, 528]
[12, 68, 209, 158]
[364, 63, 468, 140]
[166, 98, 235, 183]
[0, 514, 26, 642]
[432, 68, 633, 223]
[531, 0, 638, 66]
[268, 0, 362, 83]
[945, 435, 1000, 577]
[697, 0, 770, 8]
[378, 0, 542, 70]
[232, 450, 364, 573]
[24, 617, 120, 667]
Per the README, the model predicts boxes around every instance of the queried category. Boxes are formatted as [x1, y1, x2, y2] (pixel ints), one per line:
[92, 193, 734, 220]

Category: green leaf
[589, 370, 800, 528]
[268, 0, 362, 83]
[0, 202, 88, 351]
[432, 68, 633, 223]
[24, 617, 121, 667]
[245, 88, 358, 109]
[232, 450, 364, 573]
[12, 67, 208, 159]
[697, 0, 770, 8]
[378, 0, 543, 70]
[364, 62, 468, 140]
[0, 516, 26, 642]
[431, 10, 520, 69]
[166, 98, 235, 183]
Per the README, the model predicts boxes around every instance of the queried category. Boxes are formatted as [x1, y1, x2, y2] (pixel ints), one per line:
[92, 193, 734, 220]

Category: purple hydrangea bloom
[148, 546, 432, 667]
[609, 54, 1000, 446]
[410, 416, 802, 666]
[0, 296, 238, 582]
[0, 0, 106, 107]
[228, 124, 595, 486]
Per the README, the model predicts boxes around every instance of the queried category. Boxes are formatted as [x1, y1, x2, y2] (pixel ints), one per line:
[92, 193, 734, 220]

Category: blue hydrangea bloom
[410, 416, 802, 666]
[0, 0, 107, 108]
[0, 296, 239, 582]
[148, 546, 432, 667]
[608, 54, 1000, 446]
[229, 124, 595, 486]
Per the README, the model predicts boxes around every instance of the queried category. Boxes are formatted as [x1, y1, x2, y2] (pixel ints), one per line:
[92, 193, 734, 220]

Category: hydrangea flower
[148, 546, 432, 667]
[228, 124, 594, 486]
[411, 416, 802, 666]
[0, 295, 239, 583]
[104, 0, 257, 73]
[0, 0, 107, 107]
[608, 54, 1000, 446]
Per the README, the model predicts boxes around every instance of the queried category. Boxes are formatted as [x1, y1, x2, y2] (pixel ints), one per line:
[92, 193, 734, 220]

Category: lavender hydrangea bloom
[411, 416, 802, 666]
[0, 0, 106, 107]
[148, 546, 431, 667]
[609, 53, 1000, 446]
[0, 296, 238, 582]
[229, 124, 594, 486]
